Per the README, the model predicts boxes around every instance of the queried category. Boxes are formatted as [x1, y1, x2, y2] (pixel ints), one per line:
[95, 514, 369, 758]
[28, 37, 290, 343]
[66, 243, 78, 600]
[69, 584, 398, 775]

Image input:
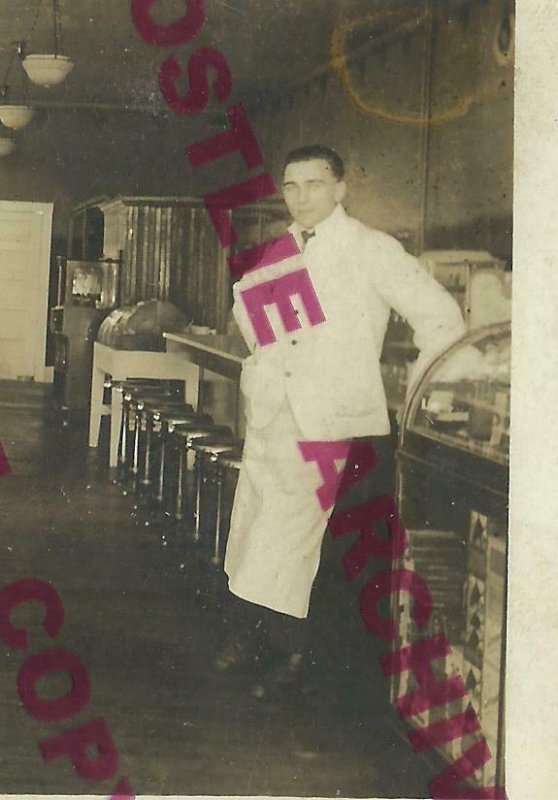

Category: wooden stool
[139, 400, 194, 495]
[139, 399, 193, 492]
[171, 424, 232, 526]
[154, 410, 212, 508]
[115, 382, 176, 479]
[212, 447, 244, 564]
[127, 391, 183, 489]
[192, 439, 243, 561]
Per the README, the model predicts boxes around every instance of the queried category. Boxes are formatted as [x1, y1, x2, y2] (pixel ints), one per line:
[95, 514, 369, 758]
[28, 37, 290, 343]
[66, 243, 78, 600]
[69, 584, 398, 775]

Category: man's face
[282, 158, 346, 230]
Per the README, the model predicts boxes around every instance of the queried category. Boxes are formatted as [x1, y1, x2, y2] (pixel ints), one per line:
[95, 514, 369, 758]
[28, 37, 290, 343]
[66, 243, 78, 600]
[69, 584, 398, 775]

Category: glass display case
[393, 322, 509, 792]
[63, 259, 120, 309]
[404, 322, 510, 465]
[380, 252, 510, 415]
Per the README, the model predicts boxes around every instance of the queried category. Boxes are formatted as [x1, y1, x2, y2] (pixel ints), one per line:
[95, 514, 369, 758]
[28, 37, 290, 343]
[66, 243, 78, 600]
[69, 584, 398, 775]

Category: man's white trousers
[224, 398, 335, 619]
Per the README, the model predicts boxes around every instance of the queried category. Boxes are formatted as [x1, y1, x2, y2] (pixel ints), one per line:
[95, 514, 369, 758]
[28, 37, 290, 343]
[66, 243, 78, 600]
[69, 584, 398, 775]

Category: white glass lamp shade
[0, 105, 35, 130]
[22, 54, 74, 87]
[0, 138, 16, 157]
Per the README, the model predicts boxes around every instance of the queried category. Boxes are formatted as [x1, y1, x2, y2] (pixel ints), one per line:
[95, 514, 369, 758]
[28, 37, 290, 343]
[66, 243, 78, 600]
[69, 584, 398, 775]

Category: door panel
[0, 310, 28, 338]
[0, 249, 30, 282]
[0, 217, 34, 242]
[0, 203, 53, 381]
[0, 341, 27, 380]
[0, 281, 27, 309]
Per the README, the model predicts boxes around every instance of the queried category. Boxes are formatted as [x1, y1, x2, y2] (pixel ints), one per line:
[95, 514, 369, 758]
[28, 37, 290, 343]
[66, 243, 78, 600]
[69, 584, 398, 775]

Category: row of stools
[107, 378, 244, 563]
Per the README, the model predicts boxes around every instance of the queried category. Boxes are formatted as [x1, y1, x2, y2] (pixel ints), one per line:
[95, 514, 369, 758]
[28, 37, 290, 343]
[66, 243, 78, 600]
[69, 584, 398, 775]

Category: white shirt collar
[289, 203, 347, 248]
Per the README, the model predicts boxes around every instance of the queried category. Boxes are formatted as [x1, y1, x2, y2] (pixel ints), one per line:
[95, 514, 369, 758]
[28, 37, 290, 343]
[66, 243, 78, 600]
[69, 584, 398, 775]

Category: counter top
[163, 332, 250, 363]
[164, 330, 408, 419]
[163, 331, 249, 432]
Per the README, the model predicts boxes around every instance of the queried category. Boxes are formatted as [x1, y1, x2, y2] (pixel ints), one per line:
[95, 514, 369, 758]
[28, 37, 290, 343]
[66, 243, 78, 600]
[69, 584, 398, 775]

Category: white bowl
[0, 105, 34, 130]
[0, 138, 16, 157]
[22, 54, 74, 87]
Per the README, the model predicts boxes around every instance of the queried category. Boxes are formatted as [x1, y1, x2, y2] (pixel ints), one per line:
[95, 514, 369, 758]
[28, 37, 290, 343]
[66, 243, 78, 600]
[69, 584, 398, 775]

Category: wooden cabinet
[98, 197, 224, 325]
[86, 196, 289, 334]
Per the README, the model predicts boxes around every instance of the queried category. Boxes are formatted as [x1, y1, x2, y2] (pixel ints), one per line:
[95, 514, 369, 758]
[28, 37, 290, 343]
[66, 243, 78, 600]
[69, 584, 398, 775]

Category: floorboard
[0, 380, 432, 797]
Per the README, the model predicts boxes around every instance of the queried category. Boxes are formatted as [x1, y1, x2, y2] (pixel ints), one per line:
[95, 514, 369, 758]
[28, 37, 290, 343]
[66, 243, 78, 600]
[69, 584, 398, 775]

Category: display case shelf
[404, 323, 510, 466]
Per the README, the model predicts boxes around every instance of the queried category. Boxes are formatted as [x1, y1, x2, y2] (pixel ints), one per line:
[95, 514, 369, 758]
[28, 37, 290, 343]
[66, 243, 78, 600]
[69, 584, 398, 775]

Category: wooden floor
[0, 380, 433, 797]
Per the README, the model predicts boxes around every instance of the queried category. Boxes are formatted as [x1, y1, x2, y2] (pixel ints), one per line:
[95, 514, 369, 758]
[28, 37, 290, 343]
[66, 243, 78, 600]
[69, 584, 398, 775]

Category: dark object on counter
[97, 300, 188, 351]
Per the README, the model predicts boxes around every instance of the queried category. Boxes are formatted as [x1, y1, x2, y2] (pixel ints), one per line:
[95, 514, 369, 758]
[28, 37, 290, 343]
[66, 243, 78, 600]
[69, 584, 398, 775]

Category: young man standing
[219, 145, 465, 677]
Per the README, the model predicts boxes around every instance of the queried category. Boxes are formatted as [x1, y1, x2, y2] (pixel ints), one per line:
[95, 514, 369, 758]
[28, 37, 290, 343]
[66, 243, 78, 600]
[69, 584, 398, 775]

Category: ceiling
[0, 0, 424, 112]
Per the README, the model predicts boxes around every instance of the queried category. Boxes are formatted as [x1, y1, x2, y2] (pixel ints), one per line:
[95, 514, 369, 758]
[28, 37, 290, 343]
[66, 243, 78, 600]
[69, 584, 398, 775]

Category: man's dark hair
[284, 145, 345, 180]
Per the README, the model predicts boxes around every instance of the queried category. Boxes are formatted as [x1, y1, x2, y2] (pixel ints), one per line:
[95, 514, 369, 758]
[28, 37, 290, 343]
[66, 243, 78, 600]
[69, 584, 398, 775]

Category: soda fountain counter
[392, 322, 510, 790]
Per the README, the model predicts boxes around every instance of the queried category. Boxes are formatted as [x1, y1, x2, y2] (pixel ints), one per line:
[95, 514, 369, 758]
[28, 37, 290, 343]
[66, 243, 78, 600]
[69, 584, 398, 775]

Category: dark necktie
[301, 229, 316, 250]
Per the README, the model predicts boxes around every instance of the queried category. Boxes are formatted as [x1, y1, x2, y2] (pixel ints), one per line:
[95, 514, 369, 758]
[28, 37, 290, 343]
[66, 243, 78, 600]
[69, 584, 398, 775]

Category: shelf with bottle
[391, 512, 506, 789]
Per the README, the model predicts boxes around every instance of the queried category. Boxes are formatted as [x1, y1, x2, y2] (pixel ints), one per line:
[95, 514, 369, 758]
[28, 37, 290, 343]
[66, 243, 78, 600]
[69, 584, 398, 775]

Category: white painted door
[0, 202, 53, 381]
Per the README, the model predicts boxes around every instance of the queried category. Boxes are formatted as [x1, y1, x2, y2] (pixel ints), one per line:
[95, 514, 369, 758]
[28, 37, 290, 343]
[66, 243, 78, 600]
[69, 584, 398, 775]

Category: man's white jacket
[232, 204, 465, 441]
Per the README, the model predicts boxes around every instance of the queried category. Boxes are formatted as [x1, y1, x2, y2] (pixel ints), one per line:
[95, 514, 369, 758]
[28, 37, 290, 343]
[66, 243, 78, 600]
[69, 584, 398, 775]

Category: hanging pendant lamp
[22, 54, 73, 87]
[0, 85, 34, 130]
[0, 55, 34, 131]
[0, 104, 34, 129]
[22, 0, 74, 88]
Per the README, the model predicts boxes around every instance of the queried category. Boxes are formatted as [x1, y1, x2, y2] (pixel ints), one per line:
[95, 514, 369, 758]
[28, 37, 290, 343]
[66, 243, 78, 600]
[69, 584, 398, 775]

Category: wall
[0, 0, 513, 262]
[0, 107, 213, 240]
[248, 0, 513, 261]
